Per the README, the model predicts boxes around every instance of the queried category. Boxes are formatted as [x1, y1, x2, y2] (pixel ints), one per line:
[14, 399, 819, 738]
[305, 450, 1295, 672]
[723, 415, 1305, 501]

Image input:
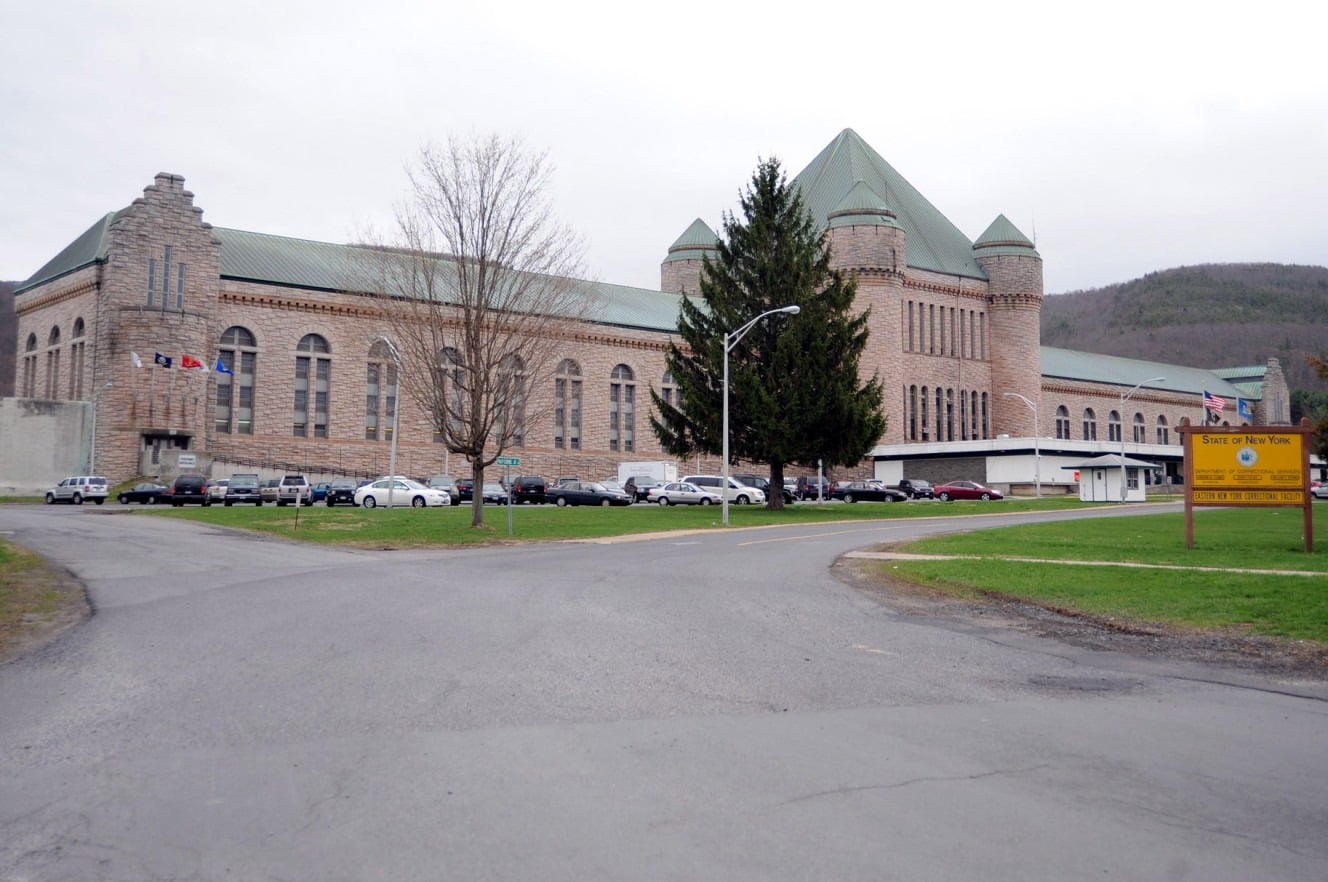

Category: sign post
[1177, 417, 1314, 551]
[497, 455, 520, 535]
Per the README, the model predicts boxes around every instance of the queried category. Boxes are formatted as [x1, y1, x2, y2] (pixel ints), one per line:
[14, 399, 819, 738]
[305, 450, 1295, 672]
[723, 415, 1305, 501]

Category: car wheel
[735, 495, 749, 505]
[45, 492, 55, 504]
[412, 496, 426, 508]
[980, 492, 991, 501]
[72, 493, 83, 505]
[119, 494, 130, 504]
[699, 497, 713, 506]
[657, 497, 670, 506]
[555, 497, 568, 507]
[362, 496, 377, 509]
[173, 501, 182, 507]
[224, 500, 233, 507]
[600, 498, 611, 507]
[938, 492, 951, 501]
[844, 493, 855, 503]
[326, 499, 335, 507]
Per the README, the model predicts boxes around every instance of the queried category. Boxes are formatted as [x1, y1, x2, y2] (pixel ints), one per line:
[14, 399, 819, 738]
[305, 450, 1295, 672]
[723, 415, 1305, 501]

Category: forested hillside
[1041, 263, 1328, 394]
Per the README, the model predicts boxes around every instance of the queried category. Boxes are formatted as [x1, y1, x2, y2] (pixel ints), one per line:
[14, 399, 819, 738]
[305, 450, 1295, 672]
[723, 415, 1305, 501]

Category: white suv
[680, 475, 766, 505]
[45, 475, 109, 505]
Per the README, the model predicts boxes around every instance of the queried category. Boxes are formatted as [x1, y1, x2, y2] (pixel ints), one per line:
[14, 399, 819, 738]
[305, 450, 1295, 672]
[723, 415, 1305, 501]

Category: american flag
[1203, 390, 1226, 412]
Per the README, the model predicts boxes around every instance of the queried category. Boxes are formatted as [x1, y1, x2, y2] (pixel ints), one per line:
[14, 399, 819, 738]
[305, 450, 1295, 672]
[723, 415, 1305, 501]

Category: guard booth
[1063, 454, 1160, 503]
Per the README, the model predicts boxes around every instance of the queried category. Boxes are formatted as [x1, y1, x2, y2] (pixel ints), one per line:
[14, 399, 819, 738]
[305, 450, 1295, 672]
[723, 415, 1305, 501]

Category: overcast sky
[3, 1, 1325, 295]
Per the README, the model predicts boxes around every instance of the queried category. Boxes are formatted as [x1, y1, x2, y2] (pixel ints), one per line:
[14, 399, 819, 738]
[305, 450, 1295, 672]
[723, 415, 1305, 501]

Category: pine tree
[650, 158, 885, 509]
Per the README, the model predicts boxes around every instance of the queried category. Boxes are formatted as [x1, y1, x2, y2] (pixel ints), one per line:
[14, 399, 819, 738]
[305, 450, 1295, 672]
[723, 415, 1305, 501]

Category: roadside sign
[497, 456, 520, 466]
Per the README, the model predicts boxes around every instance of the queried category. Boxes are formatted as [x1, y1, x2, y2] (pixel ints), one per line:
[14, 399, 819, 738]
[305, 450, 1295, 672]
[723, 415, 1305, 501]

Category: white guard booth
[1063, 454, 1161, 503]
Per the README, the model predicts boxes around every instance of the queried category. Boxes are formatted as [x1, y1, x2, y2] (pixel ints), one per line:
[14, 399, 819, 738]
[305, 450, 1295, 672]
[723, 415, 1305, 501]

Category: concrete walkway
[845, 550, 1327, 578]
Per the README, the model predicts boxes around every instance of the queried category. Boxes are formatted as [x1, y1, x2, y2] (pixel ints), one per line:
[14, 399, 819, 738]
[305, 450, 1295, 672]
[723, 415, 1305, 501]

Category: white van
[680, 475, 766, 505]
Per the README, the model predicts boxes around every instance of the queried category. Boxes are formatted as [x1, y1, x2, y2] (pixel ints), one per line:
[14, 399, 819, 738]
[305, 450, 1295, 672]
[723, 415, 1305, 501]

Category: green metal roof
[662, 218, 719, 263]
[973, 213, 1039, 258]
[826, 180, 901, 230]
[1041, 346, 1249, 400]
[793, 129, 987, 279]
[15, 209, 128, 293]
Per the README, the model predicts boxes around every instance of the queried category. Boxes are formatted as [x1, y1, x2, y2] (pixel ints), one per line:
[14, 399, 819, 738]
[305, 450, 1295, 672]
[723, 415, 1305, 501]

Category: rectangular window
[314, 359, 330, 439]
[147, 259, 157, 307]
[907, 301, 915, 352]
[176, 262, 186, 310]
[294, 357, 309, 437]
[366, 363, 380, 440]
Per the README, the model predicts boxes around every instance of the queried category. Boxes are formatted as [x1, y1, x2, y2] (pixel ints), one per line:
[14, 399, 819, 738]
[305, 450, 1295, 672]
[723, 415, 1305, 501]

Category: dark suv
[732, 473, 795, 504]
[510, 475, 547, 504]
[224, 473, 263, 506]
[894, 478, 934, 500]
[795, 475, 832, 500]
[167, 474, 211, 506]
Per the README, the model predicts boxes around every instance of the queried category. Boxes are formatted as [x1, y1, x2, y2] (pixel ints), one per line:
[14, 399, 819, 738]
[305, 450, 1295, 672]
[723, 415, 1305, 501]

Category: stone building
[9, 129, 1288, 492]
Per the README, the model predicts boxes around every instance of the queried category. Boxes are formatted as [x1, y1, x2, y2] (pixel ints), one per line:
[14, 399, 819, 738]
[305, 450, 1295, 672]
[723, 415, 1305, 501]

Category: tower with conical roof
[974, 214, 1043, 438]
[660, 218, 718, 295]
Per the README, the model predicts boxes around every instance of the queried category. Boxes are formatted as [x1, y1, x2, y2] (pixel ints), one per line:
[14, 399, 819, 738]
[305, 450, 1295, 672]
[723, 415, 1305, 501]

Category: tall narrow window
[919, 386, 929, 441]
[435, 347, 465, 442]
[45, 326, 61, 399]
[907, 302, 915, 352]
[1133, 413, 1146, 443]
[1082, 408, 1097, 441]
[215, 326, 257, 435]
[366, 340, 397, 441]
[554, 359, 581, 450]
[496, 354, 526, 447]
[935, 387, 944, 440]
[1156, 415, 1169, 445]
[147, 245, 186, 310]
[945, 388, 954, 441]
[22, 333, 38, 398]
[69, 317, 86, 399]
[1055, 405, 1070, 440]
[609, 364, 635, 453]
[1108, 410, 1121, 443]
[294, 334, 330, 438]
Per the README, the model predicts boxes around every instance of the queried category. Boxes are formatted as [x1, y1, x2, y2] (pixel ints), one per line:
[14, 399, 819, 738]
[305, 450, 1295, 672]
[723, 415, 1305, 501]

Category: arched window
[944, 387, 954, 441]
[609, 364, 635, 453]
[554, 359, 581, 450]
[215, 326, 257, 435]
[1108, 410, 1121, 443]
[294, 334, 330, 438]
[45, 326, 61, 399]
[1156, 415, 1169, 445]
[496, 353, 526, 447]
[1132, 412, 1146, 443]
[908, 385, 918, 441]
[1082, 408, 1097, 441]
[22, 333, 38, 397]
[435, 347, 465, 442]
[919, 386, 929, 441]
[1055, 405, 1071, 440]
[69, 318, 86, 399]
[366, 340, 397, 442]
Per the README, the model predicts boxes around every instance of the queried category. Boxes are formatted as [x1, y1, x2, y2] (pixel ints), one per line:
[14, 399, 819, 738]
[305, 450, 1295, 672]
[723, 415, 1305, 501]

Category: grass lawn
[881, 506, 1328, 642]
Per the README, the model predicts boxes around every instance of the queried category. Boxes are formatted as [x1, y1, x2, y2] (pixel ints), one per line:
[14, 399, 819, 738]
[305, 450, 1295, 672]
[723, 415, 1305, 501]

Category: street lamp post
[722, 304, 800, 526]
[1119, 376, 1166, 503]
[89, 381, 113, 475]
[1002, 391, 1040, 498]
[373, 336, 403, 509]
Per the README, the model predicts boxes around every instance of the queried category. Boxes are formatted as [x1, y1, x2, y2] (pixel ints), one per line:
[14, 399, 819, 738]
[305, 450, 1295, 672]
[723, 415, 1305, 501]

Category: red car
[933, 480, 1004, 501]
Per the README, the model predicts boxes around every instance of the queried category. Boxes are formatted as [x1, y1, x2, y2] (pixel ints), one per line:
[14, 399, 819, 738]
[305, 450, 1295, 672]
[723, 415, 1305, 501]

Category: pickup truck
[224, 473, 264, 506]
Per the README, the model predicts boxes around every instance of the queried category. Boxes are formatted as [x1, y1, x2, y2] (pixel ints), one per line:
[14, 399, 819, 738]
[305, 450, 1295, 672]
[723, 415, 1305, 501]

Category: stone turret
[975, 214, 1043, 437]
[825, 180, 905, 274]
[660, 218, 718, 295]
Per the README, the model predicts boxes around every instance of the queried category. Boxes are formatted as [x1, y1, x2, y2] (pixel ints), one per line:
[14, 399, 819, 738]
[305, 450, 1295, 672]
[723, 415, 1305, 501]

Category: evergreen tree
[651, 158, 885, 509]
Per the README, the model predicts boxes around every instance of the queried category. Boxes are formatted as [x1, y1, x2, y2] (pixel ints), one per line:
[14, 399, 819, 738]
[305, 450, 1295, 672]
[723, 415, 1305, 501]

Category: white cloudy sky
[3, 0, 1325, 294]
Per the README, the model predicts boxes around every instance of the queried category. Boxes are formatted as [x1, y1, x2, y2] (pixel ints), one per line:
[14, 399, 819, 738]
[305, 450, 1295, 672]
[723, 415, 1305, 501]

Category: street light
[372, 336, 403, 509]
[722, 304, 800, 526]
[1119, 376, 1165, 503]
[1002, 391, 1040, 498]
[89, 381, 113, 475]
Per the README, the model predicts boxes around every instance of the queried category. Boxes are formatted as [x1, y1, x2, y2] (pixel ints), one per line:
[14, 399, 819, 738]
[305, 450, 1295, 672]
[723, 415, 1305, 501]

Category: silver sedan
[647, 481, 722, 506]
[354, 478, 452, 508]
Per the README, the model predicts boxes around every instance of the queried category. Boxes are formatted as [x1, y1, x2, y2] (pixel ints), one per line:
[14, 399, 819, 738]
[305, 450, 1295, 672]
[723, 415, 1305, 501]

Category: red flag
[181, 354, 204, 370]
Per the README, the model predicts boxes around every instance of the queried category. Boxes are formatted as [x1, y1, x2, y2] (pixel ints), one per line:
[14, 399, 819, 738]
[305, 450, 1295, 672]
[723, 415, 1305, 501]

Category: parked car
[224, 473, 264, 506]
[510, 475, 548, 504]
[426, 475, 459, 504]
[545, 480, 633, 507]
[166, 474, 211, 506]
[1311, 483, 1328, 500]
[310, 482, 330, 503]
[354, 477, 451, 508]
[454, 477, 475, 503]
[259, 479, 282, 504]
[324, 479, 359, 506]
[681, 475, 766, 505]
[794, 475, 832, 501]
[647, 481, 722, 506]
[117, 481, 166, 505]
[623, 477, 663, 502]
[831, 481, 908, 503]
[732, 473, 795, 504]
[276, 474, 312, 506]
[894, 478, 935, 500]
[208, 479, 229, 501]
[934, 480, 1004, 501]
[480, 483, 509, 504]
[45, 475, 109, 505]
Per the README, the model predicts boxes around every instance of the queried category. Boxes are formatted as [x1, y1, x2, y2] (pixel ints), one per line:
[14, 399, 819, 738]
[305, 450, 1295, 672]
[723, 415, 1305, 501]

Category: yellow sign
[1191, 489, 1305, 504]
[1190, 431, 1304, 488]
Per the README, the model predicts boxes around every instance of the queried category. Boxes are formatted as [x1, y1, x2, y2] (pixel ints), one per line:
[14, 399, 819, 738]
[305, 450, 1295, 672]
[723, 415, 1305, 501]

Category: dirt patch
[834, 556, 1328, 680]
[0, 541, 90, 664]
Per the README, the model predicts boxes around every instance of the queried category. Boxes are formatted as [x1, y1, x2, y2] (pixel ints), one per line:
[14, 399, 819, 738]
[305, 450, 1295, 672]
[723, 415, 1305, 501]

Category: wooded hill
[1041, 263, 1328, 395]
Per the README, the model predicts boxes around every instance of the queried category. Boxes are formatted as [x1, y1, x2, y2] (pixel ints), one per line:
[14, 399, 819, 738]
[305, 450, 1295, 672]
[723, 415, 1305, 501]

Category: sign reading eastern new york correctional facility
[1177, 417, 1314, 551]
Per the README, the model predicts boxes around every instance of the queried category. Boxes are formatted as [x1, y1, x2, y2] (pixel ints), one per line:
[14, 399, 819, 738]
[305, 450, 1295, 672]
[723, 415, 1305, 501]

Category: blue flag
[154, 352, 173, 368]
[1238, 398, 1253, 420]
[214, 357, 235, 376]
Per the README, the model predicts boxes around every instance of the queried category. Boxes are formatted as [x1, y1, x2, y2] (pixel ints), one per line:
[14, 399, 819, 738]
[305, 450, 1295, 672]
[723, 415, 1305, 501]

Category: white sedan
[354, 478, 452, 508]
[647, 481, 723, 506]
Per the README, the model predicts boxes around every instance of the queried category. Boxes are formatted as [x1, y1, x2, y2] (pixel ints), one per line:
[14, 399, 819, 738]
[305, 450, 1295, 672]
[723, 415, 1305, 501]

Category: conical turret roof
[974, 213, 1039, 258]
[826, 179, 901, 229]
[663, 217, 719, 263]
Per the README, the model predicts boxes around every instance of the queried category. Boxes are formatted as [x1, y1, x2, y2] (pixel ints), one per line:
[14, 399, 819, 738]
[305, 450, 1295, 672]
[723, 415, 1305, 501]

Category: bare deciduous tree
[358, 134, 594, 527]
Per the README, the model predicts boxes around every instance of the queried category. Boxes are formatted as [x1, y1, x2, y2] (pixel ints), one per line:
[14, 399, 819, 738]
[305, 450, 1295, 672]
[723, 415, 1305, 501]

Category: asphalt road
[2, 503, 1325, 881]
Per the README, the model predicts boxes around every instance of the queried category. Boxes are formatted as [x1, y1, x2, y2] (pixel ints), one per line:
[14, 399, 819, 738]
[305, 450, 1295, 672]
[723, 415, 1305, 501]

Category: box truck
[617, 461, 678, 485]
